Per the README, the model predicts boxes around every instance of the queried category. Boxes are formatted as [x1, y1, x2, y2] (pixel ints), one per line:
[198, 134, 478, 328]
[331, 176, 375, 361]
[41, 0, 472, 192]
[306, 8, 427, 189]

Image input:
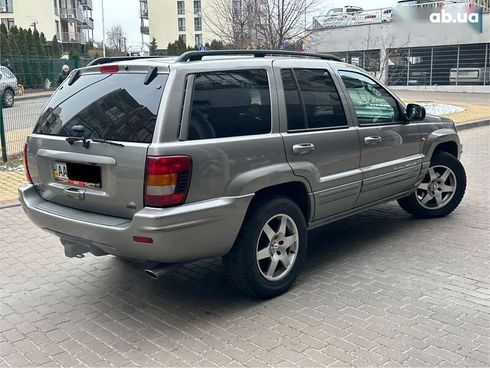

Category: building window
[1, 18, 14, 29]
[194, 0, 201, 14]
[0, 0, 13, 12]
[195, 34, 203, 47]
[178, 34, 186, 45]
[177, 1, 185, 15]
[178, 17, 186, 31]
[194, 17, 202, 32]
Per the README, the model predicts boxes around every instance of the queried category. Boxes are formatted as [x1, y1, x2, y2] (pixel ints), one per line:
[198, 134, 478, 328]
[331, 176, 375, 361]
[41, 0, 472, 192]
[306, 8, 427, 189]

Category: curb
[457, 119, 490, 131]
[16, 92, 53, 102]
[0, 200, 20, 209]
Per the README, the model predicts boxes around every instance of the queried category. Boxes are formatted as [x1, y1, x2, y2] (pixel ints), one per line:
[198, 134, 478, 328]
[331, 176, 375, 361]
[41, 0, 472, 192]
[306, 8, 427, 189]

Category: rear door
[273, 60, 362, 221]
[337, 70, 422, 206]
[27, 70, 168, 218]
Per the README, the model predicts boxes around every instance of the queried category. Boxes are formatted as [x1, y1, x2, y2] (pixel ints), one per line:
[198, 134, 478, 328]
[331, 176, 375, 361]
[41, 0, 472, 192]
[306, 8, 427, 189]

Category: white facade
[146, 0, 222, 50]
[0, 0, 94, 44]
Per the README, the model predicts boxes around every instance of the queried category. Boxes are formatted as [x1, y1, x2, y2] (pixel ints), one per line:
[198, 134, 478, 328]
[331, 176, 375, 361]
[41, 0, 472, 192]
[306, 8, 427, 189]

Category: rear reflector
[23, 142, 32, 183]
[133, 236, 153, 244]
[100, 65, 119, 74]
[144, 155, 192, 207]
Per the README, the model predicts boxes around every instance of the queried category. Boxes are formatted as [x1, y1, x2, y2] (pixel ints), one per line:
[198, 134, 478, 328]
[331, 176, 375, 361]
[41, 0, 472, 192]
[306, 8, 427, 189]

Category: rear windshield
[34, 73, 168, 143]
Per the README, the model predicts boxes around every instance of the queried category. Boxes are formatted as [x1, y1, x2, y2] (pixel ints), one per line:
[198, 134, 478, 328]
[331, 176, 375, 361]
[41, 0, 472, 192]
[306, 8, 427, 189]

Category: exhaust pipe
[144, 263, 183, 279]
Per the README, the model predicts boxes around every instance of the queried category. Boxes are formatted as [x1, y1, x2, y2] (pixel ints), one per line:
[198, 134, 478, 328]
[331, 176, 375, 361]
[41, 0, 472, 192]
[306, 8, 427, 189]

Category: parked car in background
[325, 6, 363, 26]
[20, 50, 467, 298]
[450, 67, 490, 85]
[0, 66, 19, 108]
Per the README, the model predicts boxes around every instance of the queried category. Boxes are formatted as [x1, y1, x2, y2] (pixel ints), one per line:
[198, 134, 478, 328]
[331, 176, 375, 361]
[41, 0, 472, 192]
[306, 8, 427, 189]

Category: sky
[91, 0, 399, 46]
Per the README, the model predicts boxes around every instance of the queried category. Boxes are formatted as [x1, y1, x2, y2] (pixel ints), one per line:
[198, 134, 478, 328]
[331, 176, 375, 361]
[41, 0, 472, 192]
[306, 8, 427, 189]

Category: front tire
[223, 196, 307, 298]
[398, 152, 466, 218]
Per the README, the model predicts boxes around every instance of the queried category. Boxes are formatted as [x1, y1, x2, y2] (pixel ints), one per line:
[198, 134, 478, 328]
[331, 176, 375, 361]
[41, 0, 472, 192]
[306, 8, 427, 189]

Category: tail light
[100, 65, 119, 74]
[144, 155, 192, 207]
[23, 142, 32, 183]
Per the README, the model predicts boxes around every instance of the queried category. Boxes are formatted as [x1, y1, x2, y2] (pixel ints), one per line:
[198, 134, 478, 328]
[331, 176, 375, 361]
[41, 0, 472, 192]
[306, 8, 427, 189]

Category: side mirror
[406, 103, 426, 122]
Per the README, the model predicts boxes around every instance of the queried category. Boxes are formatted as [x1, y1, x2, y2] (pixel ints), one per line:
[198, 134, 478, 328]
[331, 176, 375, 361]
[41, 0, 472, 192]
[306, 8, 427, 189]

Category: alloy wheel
[256, 214, 299, 281]
[416, 165, 457, 209]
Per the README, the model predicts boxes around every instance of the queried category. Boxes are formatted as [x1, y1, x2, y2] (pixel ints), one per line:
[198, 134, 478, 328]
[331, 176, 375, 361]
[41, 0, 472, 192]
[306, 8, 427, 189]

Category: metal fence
[329, 43, 490, 86]
[387, 43, 489, 86]
[0, 56, 93, 161]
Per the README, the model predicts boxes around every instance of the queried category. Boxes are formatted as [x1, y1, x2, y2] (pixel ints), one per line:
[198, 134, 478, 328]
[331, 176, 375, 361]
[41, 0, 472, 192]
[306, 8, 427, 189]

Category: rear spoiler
[87, 56, 164, 66]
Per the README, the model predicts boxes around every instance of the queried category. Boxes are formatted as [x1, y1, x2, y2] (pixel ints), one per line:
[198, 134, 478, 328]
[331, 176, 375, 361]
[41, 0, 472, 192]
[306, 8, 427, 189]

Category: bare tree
[204, 0, 257, 48]
[256, 0, 318, 49]
[106, 25, 127, 54]
[204, 0, 317, 49]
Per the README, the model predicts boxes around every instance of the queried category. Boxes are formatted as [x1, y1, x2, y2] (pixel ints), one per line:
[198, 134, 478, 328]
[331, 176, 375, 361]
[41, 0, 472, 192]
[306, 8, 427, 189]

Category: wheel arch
[423, 129, 461, 161]
[248, 181, 313, 223]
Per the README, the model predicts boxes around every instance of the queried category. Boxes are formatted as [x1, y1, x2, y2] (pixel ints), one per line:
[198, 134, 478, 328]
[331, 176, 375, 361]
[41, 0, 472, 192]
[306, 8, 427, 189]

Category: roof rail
[175, 50, 342, 62]
[87, 56, 164, 66]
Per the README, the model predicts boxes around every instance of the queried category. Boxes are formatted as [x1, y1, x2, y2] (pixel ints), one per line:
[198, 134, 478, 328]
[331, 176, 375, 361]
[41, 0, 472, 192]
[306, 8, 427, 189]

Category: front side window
[339, 70, 401, 125]
[188, 70, 271, 140]
[281, 68, 347, 131]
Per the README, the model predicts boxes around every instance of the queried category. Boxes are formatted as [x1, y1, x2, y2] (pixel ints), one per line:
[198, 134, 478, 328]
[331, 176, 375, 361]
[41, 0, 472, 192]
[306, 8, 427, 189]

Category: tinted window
[281, 68, 347, 131]
[339, 71, 401, 125]
[34, 73, 167, 143]
[188, 70, 271, 140]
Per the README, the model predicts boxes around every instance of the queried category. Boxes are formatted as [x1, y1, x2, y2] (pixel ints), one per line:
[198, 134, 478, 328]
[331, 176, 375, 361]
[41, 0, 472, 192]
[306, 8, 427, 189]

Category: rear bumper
[19, 185, 252, 263]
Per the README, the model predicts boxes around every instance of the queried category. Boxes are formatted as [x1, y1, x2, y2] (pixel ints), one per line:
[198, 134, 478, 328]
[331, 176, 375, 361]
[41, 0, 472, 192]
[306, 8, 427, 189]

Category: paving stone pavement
[0, 127, 489, 367]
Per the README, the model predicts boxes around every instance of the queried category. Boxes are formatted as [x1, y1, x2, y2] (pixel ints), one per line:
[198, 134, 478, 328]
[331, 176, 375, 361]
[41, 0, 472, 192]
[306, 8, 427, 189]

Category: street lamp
[101, 0, 106, 57]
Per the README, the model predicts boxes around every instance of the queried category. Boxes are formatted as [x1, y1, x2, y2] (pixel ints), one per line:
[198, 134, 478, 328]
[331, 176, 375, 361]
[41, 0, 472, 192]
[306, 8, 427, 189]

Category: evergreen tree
[7, 26, 24, 82]
[51, 35, 61, 57]
[149, 37, 157, 55]
[0, 26, 12, 62]
[166, 38, 187, 56]
[14, 28, 28, 85]
[32, 29, 45, 86]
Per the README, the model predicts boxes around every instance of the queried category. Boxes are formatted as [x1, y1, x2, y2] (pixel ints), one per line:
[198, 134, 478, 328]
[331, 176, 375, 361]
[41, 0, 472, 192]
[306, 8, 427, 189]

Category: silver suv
[0, 66, 19, 108]
[20, 50, 466, 298]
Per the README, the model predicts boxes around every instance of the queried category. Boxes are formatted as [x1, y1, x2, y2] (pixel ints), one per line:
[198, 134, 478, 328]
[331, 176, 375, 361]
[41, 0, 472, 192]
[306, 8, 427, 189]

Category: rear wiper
[65, 136, 124, 148]
[66, 136, 90, 148]
[90, 138, 125, 147]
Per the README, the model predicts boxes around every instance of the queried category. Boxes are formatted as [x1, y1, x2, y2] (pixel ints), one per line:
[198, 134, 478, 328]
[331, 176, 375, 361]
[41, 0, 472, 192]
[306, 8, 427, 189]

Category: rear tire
[398, 152, 466, 218]
[223, 196, 307, 298]
[2, 89, 14, 108]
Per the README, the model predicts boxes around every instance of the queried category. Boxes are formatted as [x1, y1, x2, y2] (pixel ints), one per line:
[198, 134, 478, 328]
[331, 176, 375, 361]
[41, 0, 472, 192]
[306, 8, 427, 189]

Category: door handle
[292, 143, 315, 155]
[364, 136, 383, 145]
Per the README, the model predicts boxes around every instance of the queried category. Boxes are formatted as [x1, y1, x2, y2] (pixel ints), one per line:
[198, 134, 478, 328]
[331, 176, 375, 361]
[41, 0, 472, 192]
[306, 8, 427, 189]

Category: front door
[273, 61, 362, 221]
[338, 70, 422, 206]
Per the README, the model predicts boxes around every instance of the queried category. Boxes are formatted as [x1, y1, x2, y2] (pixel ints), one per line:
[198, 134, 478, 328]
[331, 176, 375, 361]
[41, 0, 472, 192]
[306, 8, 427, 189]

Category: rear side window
[188, 69, 271, 140]
[281, 68, 347, 131]
[34, 73, 168, 143]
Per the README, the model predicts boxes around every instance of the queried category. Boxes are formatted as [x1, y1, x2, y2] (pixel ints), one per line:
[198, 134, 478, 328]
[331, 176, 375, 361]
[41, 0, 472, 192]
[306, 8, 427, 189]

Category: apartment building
[142, 0, 221, 50]
[0, 0, 94, 45]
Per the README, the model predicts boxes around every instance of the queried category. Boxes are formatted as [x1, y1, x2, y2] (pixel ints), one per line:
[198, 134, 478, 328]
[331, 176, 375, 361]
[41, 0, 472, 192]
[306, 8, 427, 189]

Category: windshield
[34, 73, 168, 143]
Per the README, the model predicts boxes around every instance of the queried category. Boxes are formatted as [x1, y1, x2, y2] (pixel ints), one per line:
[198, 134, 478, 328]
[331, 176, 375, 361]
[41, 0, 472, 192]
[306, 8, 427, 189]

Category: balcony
[140, 8, 148, 18]
[60, 31, 86, 44]
[140, 25, 149, 34]
[60, 8, 84, 23]
[80, 0, 93, 10]
[81, 16, 94, 29]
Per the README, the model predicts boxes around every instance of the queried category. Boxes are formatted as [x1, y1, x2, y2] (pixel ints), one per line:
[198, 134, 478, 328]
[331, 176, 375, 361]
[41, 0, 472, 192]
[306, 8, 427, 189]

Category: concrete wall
[309, 14, 490, 53]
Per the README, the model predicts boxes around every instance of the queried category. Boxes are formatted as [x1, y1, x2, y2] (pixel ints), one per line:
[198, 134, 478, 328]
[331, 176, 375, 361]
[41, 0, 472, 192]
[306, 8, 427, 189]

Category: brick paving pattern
[0, 127, 489, 367]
